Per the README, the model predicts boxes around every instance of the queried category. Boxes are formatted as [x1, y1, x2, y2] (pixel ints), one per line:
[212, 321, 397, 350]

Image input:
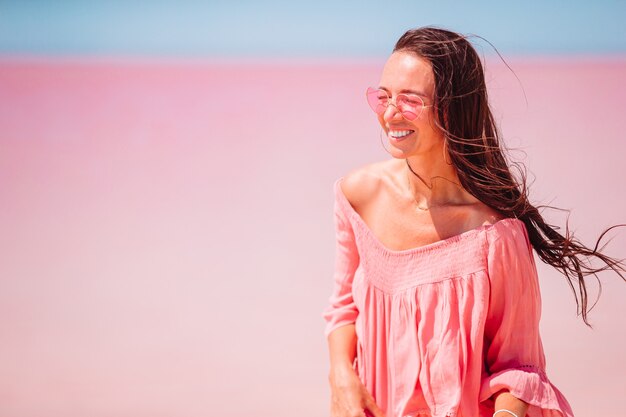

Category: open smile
[388, 129, 415, 141]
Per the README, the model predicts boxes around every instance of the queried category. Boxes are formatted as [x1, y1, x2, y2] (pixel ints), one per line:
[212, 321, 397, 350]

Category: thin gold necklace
[405, 158, 463, 211]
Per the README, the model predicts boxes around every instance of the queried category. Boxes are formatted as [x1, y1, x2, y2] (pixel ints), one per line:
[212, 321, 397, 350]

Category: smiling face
[377, 51, 445, 158]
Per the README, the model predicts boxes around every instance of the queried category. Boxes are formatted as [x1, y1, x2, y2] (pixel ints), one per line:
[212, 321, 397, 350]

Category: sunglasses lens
[401, 110, 417, 120]
[397, 95, 422, 120]
[366, 87, 388, 115]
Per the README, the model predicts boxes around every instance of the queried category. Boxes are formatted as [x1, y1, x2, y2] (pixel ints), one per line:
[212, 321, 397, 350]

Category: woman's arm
[328, 324, 357, 372]
[493, 386, 530, 417]
[327, 324, 386, 417]
[480, 222, 575, 417]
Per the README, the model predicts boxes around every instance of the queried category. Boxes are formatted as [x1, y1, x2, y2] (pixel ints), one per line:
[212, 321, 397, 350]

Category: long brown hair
[393, 26, 625, 327]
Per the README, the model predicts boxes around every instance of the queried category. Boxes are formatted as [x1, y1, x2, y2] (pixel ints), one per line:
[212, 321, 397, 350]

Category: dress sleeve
[479, 220, 575, 417]
[322, 179, 360, 338]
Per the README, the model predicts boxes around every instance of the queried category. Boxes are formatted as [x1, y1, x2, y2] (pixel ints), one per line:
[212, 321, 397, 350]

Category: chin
[389, 139, 416, 153]
[387, 147, 412, 159]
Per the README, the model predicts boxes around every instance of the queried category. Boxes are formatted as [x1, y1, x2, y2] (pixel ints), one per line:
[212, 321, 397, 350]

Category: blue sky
[1, 0, 624, 57]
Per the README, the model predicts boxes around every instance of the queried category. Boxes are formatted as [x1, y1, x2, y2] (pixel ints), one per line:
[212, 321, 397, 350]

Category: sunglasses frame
[365, 87, 434, 121]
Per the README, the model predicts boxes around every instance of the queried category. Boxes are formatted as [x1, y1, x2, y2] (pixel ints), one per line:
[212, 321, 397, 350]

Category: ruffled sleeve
[479, 219, 575, 417]
[322, 179, 360, 338]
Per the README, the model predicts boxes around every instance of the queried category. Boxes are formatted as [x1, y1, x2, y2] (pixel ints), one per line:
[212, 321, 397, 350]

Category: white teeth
[389, 130, 413, 138]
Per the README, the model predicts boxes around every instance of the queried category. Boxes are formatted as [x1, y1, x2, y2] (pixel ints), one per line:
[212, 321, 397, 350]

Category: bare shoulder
[470, 203, 507, 228]
[448, 182, 507, 230]
[340, 161, 391, 208]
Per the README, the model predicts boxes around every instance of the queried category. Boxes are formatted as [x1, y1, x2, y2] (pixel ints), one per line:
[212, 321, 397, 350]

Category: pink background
[1, 57, 625, 416]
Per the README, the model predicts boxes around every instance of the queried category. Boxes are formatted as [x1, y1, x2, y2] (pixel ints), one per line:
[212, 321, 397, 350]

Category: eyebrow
[379, 86, 429, 98]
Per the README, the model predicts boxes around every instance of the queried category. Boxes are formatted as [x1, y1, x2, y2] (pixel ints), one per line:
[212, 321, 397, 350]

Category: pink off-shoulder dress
[322, 177, 575, 417]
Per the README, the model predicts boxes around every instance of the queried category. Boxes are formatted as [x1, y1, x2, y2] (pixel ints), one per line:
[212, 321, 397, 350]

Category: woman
[322, 27, 625, 417]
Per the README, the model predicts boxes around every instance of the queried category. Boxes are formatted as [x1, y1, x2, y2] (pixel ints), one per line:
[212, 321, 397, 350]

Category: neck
[405, 154, 466, 207]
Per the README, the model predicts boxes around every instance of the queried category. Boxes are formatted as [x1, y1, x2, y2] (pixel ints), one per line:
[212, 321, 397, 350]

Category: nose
[383, 102, 403, 122]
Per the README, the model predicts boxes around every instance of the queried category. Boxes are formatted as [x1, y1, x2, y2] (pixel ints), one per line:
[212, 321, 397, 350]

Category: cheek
[422, 111, 441, 133]
[429, 110, 443, 129]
